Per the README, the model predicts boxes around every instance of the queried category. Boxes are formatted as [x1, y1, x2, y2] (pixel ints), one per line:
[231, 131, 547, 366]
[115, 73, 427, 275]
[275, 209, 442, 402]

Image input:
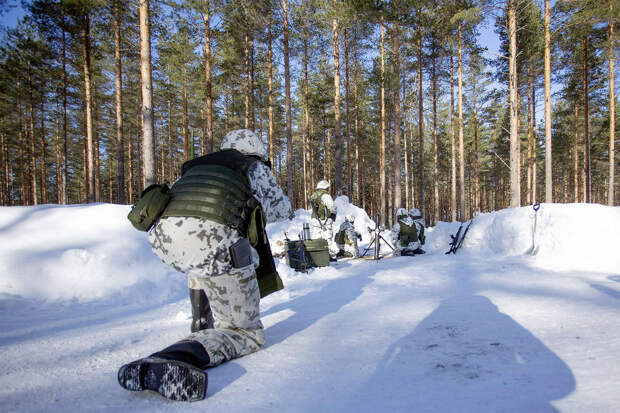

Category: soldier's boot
[189, 288, 214, 333]
[117, 340, 210, 402]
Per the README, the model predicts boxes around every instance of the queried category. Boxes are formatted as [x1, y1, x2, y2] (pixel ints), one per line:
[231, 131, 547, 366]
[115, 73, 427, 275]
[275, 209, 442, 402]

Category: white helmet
[316, 180, 330, 190]
[220, 129, 268, 162]
[345, 214, 355, 223]
[409, 208, 421, 217]
[395, 208, 408, 218]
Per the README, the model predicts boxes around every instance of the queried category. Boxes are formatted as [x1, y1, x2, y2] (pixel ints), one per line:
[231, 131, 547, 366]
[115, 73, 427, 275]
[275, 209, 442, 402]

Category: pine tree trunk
[332, 0, 343, 196]
[61, 9, 68, 204]
[473, 68, 480, 214]
[80, 14, 95, 202]
[532, 70, 537, 203]
[183, 66, 189, 162]
[345, 29, 352, 198]
[392, 24, 402, 212]
[39, 92, 47, 204]
[139, 0, 156, 188]
[114, 0, 125, 204]
[432, 53, 439, 224]
[282, 0, 294, 206]
[544, 0, 552, 203]
[204, 0, 213, 153]
[508, 0, 521, 208]
[450, 52, 456, 221]
[28, 68, 38, 205]
[268, 17, 274, 172]
[417, 25, 424, 216]
[250, 36, 255, 131]
[304, 35, 311, 207]
[574, 104, 579, 202]
[608, 2, 615, 205]
[583, 36, 590, 203]
[458, 13, 466, 216]
[353, 36, 361, 206]
[380, 21, 387, 226]
[527, 65, 532, 205]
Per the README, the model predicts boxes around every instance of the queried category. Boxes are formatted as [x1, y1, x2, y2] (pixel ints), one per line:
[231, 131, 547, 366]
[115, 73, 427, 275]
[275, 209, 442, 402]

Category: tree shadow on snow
[338, 294, 575, 412]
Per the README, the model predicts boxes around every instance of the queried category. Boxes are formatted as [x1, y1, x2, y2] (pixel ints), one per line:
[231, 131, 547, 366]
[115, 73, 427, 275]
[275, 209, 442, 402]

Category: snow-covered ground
[0, 200, 619, 412]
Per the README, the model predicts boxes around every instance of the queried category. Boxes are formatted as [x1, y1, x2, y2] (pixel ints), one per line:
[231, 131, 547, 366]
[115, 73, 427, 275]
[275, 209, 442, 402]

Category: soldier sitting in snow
[392, 207, 426, 256]
[335, 214, 362, 258]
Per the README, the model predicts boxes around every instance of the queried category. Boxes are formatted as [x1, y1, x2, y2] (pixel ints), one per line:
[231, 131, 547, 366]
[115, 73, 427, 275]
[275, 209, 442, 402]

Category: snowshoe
[400, 249, 416, 256]
[117, 357, 207, 402]
[412, 248, 426, 255]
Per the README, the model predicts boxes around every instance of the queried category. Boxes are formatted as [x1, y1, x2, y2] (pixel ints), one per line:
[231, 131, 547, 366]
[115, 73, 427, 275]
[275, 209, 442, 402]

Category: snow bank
[458, 203, 620, 274]
[0, 201, 617, 304]
[0, 204, 184, 304]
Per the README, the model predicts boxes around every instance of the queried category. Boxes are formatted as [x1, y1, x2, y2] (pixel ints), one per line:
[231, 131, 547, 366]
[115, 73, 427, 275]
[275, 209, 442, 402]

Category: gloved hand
[330, 213, 336, 221]
[357, 233, 362, 241]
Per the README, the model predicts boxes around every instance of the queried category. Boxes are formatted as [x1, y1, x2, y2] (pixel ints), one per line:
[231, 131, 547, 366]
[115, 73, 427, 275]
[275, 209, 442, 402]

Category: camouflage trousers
[149, 217, 264, 368]
[310, 218, 338, 254]
[337, 241, 360, 258]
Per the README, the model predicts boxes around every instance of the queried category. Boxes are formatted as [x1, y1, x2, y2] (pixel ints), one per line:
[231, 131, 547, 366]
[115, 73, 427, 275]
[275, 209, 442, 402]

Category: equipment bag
[127, 183, 172, 231]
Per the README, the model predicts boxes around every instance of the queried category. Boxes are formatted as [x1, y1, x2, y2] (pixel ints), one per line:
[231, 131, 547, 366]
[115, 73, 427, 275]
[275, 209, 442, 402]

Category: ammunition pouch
[127, 184, 172, 231]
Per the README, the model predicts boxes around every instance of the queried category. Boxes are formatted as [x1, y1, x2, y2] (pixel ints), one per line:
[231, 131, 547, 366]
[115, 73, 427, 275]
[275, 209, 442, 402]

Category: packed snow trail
[0, 202, 619, 412]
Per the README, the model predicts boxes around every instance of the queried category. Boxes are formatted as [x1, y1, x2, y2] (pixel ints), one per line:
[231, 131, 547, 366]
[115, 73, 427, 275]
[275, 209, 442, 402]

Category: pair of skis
[445, 219, 473, 254]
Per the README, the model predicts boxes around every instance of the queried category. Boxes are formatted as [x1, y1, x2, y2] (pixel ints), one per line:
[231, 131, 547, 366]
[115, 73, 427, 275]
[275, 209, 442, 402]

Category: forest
[0, 0, 616, 227]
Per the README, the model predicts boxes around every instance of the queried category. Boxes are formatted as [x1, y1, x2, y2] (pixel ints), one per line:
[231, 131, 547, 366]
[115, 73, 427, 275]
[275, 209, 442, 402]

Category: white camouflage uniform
[335, 219, 360, 258]
[310, 189, 338, 254]
[148, 129, 291, 367]
[391, 208, 425, 256]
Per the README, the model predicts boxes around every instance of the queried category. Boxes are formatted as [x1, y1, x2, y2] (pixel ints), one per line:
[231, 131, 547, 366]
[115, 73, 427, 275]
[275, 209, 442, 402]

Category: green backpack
[398, 218, 418, 247]
[127, 184, 172, 232]
[311, 190, 328, 220]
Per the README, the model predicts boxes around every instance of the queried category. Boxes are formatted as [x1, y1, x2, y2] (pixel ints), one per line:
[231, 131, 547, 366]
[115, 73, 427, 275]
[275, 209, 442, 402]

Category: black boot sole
[118, 357, 207, 402]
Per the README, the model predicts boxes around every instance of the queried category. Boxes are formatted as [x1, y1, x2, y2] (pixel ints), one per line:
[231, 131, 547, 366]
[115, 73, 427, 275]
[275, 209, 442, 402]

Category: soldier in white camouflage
[310, 180, 338, 255]
[391, 207, 426, 256]
[118, 129, 291, 402]
[335, 214, 361, 258]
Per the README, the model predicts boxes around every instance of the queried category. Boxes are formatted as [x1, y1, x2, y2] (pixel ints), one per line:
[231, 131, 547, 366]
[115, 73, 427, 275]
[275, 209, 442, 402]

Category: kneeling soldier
[118, 129, 291, 402]
[392, 207, 426, 256]
[335, 214, 361, 258]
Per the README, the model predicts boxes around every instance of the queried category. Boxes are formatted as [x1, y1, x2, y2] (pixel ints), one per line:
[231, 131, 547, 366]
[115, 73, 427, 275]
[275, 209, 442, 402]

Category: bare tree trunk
[354, 36, 361, 206]
[583, 36, 590, 203]
[544, 0, 552, 203]
[345, 29, 352, 198]
[204, 0, 213, 153]
[39, 91, 47, 204]
[304, 35, 311, 207]
[268, 17, 274, 172]
[139, 0, 156, 188]
[417, 24, 424, 215]
[508, 0, 520, 207]
[527, 64, 532, 205]
[114, 0, 125, 204]
[61, 8, 68, 204]
[80, 14, 95, 202]
[332, 0, 343, 195]
[183, 66, 189, 161]
[432, 53, 439, 223]
[532, 69, 537, 203]
[450, 52, 456, 221]
[574, 104, 579, 202]
[608, 2, 615, 205]
[17, 80, 26, 203]
[391, 23, 402, 212]
[250, 36, 255, 132]
[28, 68, 38, 205]
[458, 13, 466, 216]
[473, 67, 480, 214]
[380, 21, 387, 226]
[282, 0, 294, 206]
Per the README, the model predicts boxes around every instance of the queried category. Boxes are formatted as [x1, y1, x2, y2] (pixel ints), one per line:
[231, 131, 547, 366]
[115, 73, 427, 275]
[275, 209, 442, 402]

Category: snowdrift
[0, 201, 617, 304]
